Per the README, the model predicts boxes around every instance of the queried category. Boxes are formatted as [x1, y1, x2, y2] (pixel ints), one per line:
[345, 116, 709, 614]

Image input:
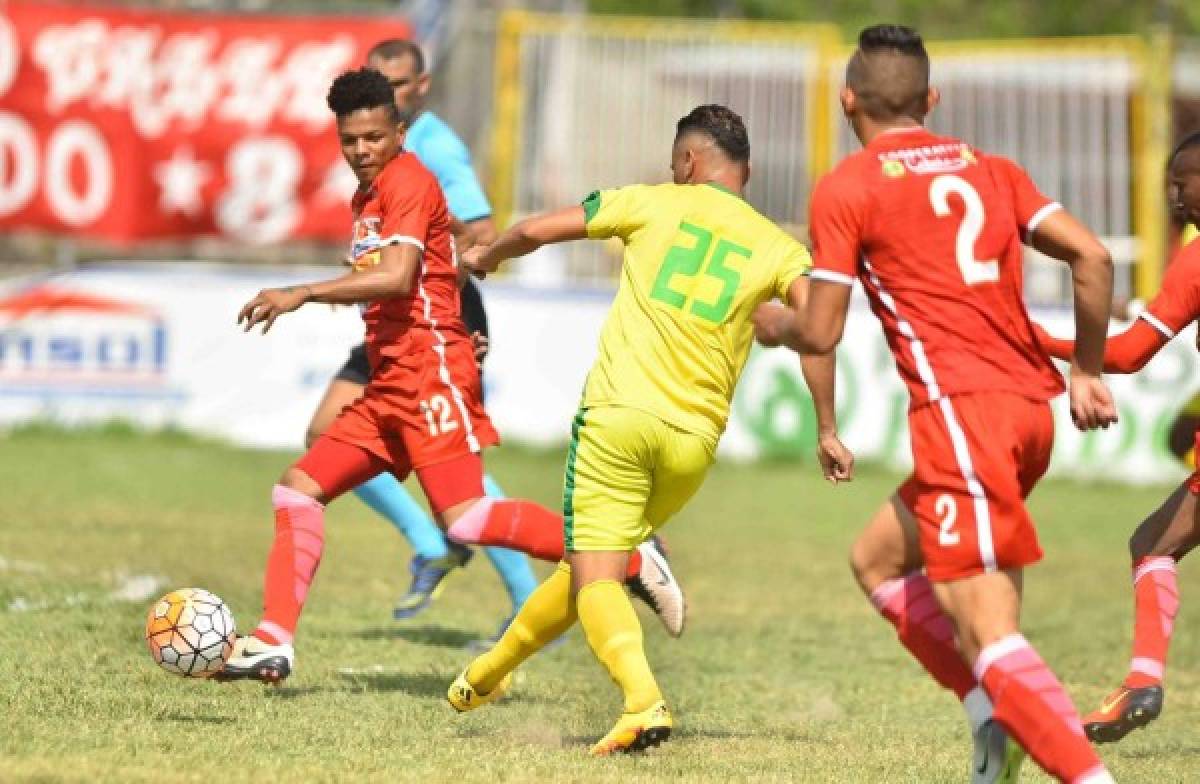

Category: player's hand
[752, 302, 796, 348]
[816, 430, 854, 484]
[471, 331, 490, 366]
[237, 286, 310, 335]
[1068, 370, 1119, 431]
[462, 246, 498, 279]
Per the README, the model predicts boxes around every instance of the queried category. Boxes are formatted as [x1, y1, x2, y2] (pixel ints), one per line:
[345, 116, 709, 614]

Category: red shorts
[297, 337, 499, 513]
[898, 392, 1053, 582]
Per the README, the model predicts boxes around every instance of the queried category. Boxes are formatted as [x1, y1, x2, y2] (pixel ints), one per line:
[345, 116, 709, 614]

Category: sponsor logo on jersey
[0, 286, 172, 389]
[878, 143, 975, 175]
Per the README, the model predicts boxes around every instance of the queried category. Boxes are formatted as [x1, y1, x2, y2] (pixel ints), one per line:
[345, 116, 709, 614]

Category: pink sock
[1125, 556, 1179, 688]
[254, 485, 325, 645]
[975, 634, 1106, 783]
[447, 498, 642, 577]
[871, 573, 976, 700]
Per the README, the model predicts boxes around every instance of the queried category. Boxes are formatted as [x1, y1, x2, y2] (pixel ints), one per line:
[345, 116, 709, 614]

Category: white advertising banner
[0, 263, 1193, 485]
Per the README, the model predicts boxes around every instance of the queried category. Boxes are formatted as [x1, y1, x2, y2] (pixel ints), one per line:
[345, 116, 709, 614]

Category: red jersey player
[1032, 131, 1200, 745]
[222, 68, 638, 684]
[755, 26, 1118, 784]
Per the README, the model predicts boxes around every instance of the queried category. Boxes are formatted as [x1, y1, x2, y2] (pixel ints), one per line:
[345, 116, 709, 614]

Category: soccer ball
[145, 588, 236, 678]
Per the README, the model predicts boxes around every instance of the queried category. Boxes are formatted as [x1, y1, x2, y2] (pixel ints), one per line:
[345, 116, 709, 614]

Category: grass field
[2, 425, 1199, 783]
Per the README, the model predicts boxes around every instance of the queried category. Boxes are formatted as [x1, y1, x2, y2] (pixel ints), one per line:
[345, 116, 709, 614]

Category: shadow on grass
[338, 670, 453, 698]
[353, 624, 480, 649]
[162, 714, 236, 724]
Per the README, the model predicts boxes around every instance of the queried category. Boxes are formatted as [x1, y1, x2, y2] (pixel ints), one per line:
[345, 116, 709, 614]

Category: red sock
[975, 634, 1106, 783]
[871, 573, 976, 700]
[446, 498, 641, 578]
[1125, 556, 1179, 688]
[254, 485, 325, 646]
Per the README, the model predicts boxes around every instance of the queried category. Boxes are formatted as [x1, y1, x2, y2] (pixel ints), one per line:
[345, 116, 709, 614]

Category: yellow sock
[577, 579, 662, 713]
[466, 561, 576, 693]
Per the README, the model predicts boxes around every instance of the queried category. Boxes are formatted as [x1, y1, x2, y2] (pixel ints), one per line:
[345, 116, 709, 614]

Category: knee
[849, 537, 883, 593]
[278, 466, 324, 501]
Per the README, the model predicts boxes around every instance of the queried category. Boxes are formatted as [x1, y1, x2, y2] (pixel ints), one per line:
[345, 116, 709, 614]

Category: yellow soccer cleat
[589, 701, 673, 756]
[447, 668, 512, 712]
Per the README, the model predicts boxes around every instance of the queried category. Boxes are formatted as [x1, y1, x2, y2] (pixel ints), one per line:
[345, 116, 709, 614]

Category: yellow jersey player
[446, 104, 852, 755]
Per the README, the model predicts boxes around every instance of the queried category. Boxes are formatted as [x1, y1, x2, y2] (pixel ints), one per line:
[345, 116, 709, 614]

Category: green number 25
[649, 221, 749, 324]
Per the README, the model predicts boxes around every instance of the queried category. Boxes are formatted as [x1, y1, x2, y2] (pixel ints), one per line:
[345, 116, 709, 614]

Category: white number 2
[419, 394, 459, 437]
[936, 494, 960, 547]
[929, 175, 999, 286]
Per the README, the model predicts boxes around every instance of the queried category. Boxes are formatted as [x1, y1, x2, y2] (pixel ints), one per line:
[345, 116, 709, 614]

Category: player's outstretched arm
[462, 206, 587, 277]
[1032, 319, 1168, 375]
[1029, 209, 1118, 430]
[237, 243, 420, 334]
[754, 277, 853, 482]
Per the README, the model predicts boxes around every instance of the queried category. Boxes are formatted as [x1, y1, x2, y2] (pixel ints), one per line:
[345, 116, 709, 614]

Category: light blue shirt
[405, 111, 492, 223]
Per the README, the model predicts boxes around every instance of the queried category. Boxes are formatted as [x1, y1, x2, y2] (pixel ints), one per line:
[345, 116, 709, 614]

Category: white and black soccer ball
[145, 588, 236, 678]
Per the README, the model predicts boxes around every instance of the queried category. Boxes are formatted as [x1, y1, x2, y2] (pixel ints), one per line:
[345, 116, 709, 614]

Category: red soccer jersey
[1141, 239, 1200, 339]
[809, 127, 1065, 408]
[349, 151, 464, 364]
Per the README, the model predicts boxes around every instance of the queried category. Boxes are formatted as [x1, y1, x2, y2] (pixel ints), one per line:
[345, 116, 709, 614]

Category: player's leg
[467, 474, 541, 647]
[848, 493, 1001, 766]
[1082, 479, 1199, 742]
[578, 411, 710, 755]
[924, 394, 1110, 783]
[219, 432, 390, 683]
[309, 347, 468, 617]
[933, 570, 1109, 783]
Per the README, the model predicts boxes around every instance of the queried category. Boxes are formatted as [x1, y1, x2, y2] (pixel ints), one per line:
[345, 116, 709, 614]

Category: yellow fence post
[1134, 25, 1172, 300]
[488, 9, 527, 230]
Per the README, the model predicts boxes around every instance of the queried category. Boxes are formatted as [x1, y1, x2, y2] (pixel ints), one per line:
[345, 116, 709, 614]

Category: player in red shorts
[755, 25, 1118, 784]
[219, 68, 626, 683]
[1032, 130, 1200, 744]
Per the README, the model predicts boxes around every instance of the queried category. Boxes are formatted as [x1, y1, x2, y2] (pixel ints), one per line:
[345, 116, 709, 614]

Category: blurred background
[3, 0, 1200, 483]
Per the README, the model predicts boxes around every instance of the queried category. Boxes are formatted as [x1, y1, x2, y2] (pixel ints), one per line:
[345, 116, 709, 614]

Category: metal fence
[490, 13, 1175, 303]
[489, 12, 837, 287]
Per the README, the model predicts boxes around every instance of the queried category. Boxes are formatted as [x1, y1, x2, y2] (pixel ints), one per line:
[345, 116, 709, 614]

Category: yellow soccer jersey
[581, 182, 811, 444]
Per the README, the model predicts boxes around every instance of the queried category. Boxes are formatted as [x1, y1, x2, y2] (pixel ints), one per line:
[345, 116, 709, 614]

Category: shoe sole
[593, 725, 672, 756]
[625, 725, 671, 752]
[1084, 701, 1162, 744]
[639, 544, 686, 638]
[214, 656, 292, 684]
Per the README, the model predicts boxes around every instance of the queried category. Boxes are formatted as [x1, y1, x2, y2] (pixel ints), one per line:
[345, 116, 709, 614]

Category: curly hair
[675, 104, 749, 163]
[326, 67, 400, 122]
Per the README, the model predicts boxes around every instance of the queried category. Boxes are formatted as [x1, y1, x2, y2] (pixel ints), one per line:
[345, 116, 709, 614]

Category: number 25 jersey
[809, 127, 1065, 409]
[582, 183, 811, 444]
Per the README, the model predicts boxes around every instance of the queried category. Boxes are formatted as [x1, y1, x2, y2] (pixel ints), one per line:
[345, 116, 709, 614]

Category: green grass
[2, 427, 1198, 782]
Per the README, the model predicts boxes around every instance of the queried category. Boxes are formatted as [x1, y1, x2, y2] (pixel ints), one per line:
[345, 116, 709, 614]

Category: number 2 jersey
[348, 151, 464, 367]
[581, 183, 811, 444]
[809, 127, 1065, 409]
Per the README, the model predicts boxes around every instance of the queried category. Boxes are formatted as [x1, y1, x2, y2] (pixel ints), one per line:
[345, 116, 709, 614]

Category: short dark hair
[846, 24, 930, 122]
[367, 38, 426, 74]
[675, 104, 749, 163]
[327, 67, 401, 122]
[1170, 131, 1200, 166]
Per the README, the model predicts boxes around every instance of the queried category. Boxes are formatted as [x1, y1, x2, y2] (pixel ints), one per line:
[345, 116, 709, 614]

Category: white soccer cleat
[214, 635, 294, 684]
[971, 717, 1025, 784]
[626, 537, 686, 637]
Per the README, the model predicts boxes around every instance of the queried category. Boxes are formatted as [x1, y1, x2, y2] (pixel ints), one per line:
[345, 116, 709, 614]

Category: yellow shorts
[564, 404, 715, 552]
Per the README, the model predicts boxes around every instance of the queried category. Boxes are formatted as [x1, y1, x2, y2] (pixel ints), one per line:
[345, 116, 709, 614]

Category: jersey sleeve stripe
[1139, 311, 1176, 339]
[1026, 202, 1063, 234]
[381, 235, 425, 251]
[810, 269, 856, 286]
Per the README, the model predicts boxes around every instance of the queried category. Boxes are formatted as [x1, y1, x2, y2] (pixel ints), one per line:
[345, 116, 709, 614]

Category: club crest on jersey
[879, 143, 976, 176]
[350, 217, 383, 269]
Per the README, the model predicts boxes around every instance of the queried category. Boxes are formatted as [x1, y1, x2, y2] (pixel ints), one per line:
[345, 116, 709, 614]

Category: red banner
[0, 1, 411, 245]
